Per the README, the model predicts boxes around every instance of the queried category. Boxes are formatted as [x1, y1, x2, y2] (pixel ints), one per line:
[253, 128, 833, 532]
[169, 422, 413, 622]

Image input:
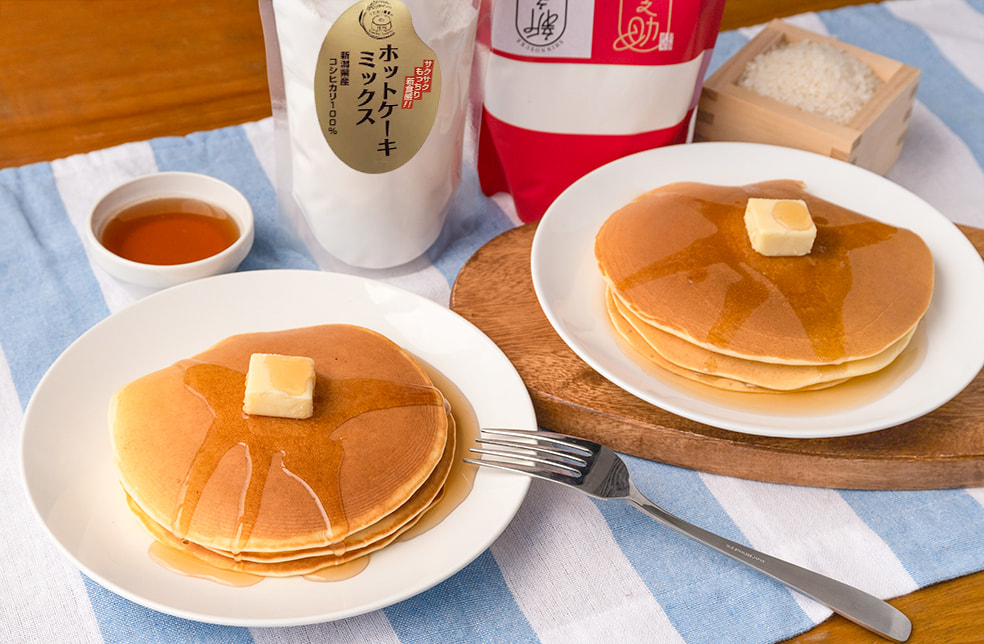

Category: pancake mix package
[477, 0, 726, 221]
[259, 0, 479, 268]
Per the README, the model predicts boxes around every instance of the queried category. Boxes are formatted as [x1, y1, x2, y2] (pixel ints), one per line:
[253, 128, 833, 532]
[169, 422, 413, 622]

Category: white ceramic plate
[531, 142, 984, 438]
[21, 269, 534, 626]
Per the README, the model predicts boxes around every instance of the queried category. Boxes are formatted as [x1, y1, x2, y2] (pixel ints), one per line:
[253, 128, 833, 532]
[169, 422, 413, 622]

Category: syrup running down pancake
[595, 180, 934, 392]
[110, 324, 454, 577]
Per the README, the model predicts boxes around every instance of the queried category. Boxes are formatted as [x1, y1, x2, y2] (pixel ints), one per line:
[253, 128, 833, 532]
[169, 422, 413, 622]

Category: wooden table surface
[1, 1, 980, 641]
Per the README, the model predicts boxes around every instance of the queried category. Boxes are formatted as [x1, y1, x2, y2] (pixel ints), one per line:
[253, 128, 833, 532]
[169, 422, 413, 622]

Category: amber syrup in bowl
[100, 197, 240, 266]
[86, 172, 254, 288]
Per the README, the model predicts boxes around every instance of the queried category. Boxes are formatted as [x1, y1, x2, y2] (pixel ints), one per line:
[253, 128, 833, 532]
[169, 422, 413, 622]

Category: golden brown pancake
[110, 324, 452, 575]
[125, 411, 456, 576]
[607, 288, 912, 392]
[595, 180, 933, 390]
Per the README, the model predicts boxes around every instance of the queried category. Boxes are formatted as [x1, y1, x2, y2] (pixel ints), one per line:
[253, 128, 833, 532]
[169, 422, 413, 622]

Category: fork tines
[464, 428, 590, 480]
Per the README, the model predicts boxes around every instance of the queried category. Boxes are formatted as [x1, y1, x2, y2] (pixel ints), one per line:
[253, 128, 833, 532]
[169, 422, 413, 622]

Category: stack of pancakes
[111, 324, 453, 577]
[595, 180, 934, 392]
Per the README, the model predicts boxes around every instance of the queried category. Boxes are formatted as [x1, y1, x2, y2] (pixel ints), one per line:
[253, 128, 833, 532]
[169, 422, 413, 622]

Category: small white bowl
[86, 172, 254, 289]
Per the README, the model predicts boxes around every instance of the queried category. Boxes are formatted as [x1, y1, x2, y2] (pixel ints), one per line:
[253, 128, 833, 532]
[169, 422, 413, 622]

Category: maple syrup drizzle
[397, 360, 479, 543]
[149, 540, 263, 587]
[612, 183, 899, 362]
[303, 556, 370, 582]
[174, 362, 446, 554]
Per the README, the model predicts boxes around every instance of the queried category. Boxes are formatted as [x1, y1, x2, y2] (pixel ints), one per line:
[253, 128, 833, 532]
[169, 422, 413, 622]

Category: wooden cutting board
[449, 223, 984, 490]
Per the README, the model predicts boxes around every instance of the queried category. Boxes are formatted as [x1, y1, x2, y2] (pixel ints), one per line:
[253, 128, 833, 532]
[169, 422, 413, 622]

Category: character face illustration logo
[359, 0, 396, 40]
[515, 0, 568, 48]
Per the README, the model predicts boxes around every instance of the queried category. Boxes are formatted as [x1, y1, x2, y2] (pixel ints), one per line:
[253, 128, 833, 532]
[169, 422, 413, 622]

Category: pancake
[110, 324, 452, 576]
[607, 288, 912, 392]
[596, 180, 933, 366]
[125, 409, 456, 576]
[595, 180, 933, 390]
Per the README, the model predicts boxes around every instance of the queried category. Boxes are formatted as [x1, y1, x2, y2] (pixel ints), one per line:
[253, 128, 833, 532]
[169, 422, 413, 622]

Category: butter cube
[744, 198, 816, 257]
[243, 353, 316, 419]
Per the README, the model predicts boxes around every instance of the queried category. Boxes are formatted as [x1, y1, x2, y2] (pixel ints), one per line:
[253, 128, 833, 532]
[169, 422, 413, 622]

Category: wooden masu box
[694, 20, 921, 175]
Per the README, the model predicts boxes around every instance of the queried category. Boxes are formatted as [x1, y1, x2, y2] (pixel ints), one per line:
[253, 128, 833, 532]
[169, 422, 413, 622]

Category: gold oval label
[314, 0, 442, 174]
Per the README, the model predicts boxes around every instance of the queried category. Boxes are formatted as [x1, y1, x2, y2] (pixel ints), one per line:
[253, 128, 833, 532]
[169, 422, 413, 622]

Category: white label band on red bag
[483, 53, 708, 135]
[491, 0, 702, 62]
[492, 0, 596, 59]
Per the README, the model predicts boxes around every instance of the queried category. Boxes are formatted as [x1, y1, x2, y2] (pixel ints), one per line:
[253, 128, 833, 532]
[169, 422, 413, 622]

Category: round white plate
[21, 269, 534, 626]
[531, 142, 984, 438]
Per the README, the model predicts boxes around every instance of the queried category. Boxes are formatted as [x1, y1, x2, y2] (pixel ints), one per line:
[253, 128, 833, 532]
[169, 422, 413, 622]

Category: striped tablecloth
[2, 1, 983, 642]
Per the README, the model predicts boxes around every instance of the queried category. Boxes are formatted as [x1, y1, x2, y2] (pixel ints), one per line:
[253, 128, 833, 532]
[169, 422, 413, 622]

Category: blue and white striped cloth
[3, 1, 983, 642]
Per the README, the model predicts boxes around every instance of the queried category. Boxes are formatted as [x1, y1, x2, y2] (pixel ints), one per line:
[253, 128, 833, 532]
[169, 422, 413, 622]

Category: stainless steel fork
[466, 428, 911, 642]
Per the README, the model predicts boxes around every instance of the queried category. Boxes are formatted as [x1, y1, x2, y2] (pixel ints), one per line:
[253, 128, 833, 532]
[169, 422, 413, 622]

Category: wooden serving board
[449, 223, 984, 490]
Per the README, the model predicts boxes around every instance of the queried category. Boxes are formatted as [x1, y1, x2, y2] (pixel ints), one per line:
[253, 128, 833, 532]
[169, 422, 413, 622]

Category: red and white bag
[477, 0, 726, 221]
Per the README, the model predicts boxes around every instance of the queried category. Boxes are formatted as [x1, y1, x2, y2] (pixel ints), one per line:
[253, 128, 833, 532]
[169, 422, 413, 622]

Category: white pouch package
[259, 0, 479, 268]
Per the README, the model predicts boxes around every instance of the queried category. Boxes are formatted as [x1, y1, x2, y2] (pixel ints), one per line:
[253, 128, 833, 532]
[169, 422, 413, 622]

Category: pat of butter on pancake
[243, 353, 316, 419]
[744, 198, 816, 256]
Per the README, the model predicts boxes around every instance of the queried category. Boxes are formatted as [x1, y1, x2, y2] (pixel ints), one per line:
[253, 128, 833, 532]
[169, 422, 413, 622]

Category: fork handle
[627, 485, 911, 642]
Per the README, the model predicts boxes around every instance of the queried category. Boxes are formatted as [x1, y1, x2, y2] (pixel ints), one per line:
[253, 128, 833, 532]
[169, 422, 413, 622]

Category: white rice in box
[737, 40, 882, 125]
